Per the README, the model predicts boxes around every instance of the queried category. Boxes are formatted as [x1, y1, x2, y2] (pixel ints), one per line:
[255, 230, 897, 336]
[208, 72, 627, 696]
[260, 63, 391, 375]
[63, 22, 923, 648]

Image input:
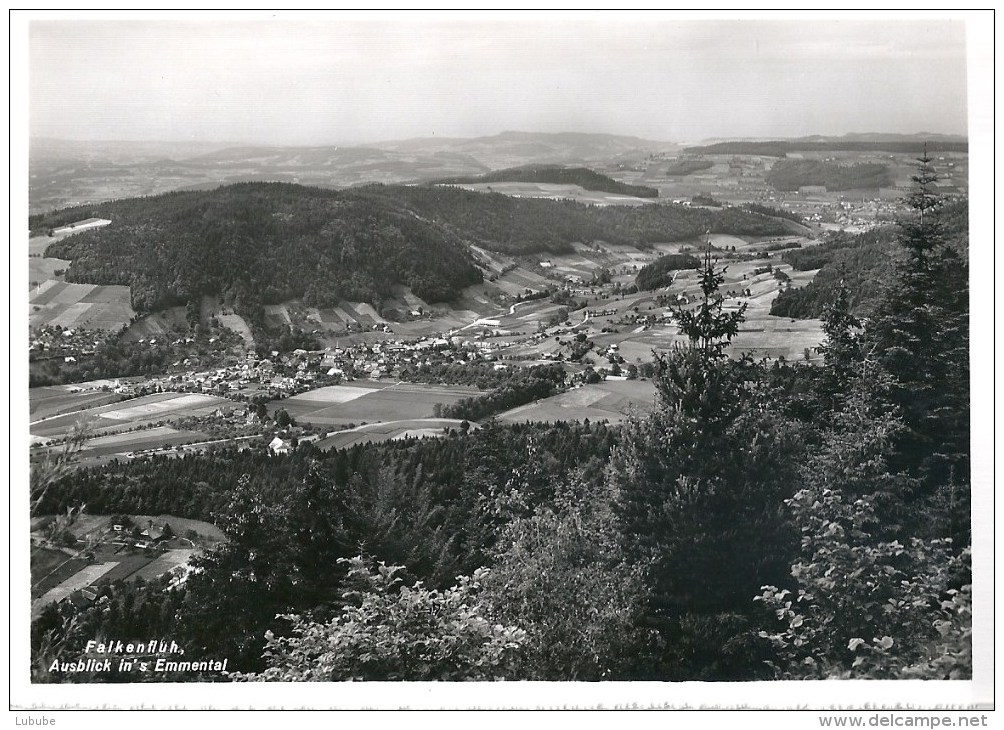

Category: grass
[30, 392, 238, 440]
[29, 282, 136, 331]
[315, 418, 466, 451]
[31, 554, 89, 598]
[497, 379, 656, 425]
[278, 382, 479, 427]
[29, 388, 123, 421]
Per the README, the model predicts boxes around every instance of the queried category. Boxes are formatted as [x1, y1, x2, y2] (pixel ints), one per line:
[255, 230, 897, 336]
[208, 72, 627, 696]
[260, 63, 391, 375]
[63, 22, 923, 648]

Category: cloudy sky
[26, 13, 971, 145]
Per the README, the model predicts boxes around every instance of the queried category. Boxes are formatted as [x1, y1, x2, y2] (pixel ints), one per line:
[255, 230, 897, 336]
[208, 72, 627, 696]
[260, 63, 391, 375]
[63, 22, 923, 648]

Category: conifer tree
[609, 237, 799, 679]
[672, 236, 747, 363]
[863, 150, 969, 538]
[814, 274, 863, 412]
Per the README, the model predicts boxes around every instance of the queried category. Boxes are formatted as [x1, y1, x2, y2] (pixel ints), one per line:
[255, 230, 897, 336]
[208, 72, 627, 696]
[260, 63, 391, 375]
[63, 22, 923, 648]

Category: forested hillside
[771, 198, 967, 318]
[663, 158, 714, 176]
[766, 159, 893, 191]
[36, 183, 483, 313]
[635, 253, 700, 290]
[33, 183, 792, 320]
[432, 164, 659, 197]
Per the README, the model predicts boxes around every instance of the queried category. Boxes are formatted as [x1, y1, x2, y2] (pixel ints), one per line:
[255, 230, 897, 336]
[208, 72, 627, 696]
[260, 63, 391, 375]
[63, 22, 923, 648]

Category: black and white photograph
[10, 9, 994, 717]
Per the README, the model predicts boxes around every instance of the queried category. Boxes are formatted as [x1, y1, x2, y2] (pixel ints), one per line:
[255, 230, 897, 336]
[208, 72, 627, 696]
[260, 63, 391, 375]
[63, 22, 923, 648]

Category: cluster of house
[28, 325, 109, 362]
[115, 335, 521, 402]
[130, 350, 322, 400]
[321, 336, 517, 380]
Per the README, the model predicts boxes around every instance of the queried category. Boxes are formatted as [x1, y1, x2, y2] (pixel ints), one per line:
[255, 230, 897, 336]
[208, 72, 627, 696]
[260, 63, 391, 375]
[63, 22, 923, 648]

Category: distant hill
[35, 183, 484, 314]
[432, 164, 658, 197]
[369, 130, 677, 167]
[684, 134, 968, 156]
[31, 182, 794, 323]
[29, 131, 676, 214]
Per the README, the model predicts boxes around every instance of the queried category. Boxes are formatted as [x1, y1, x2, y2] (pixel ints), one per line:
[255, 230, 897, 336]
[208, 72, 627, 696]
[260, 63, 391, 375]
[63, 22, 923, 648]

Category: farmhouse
[268, 436, 293, 455]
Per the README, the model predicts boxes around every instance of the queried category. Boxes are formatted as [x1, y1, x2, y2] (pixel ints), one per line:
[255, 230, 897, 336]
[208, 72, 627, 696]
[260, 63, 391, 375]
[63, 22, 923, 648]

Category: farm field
[490, 266, 552, 298]
[29, 386, 124, 421]
[73, 426, 207, 458]
[28, 256, 70, 288]
[265, 289, 495, 343]
[29, 280, 136, 331]
[315, 418, 469, 451]
[455, 182, 658, 207]
[29, 391, 239, 440]
[275, 381, 481, 427]
[33, 562, 119, 612]
[497, 379, 657, 425]
[133, 549, 198, 581]
[30, 545, 82, 598]
[31, 552, 90, 600]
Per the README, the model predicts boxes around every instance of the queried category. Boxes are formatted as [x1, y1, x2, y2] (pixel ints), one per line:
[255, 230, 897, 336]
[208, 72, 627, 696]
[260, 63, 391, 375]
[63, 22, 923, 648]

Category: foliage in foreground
[237, 557, 525, 682]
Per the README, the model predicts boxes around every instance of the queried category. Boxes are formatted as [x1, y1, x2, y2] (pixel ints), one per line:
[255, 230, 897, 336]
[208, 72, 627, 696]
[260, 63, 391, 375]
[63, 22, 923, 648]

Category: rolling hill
[432, 164, 659, 197]
[32, 182, 796, 327]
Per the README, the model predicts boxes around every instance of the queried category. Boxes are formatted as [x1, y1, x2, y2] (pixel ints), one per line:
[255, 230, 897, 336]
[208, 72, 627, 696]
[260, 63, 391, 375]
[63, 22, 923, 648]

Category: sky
[26, 14, 972, 146]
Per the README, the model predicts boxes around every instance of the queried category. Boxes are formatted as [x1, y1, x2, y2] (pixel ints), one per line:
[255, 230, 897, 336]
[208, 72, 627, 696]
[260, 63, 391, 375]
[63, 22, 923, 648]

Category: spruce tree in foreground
[863, 151, 970, 541]
[610, 239, 800, 679]
[757, 153, 972, 679]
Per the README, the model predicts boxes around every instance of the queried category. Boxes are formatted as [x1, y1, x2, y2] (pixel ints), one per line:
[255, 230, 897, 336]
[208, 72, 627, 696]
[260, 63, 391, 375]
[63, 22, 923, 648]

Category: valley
[30, 136, 951, 468]
[25, 135, 970, 681]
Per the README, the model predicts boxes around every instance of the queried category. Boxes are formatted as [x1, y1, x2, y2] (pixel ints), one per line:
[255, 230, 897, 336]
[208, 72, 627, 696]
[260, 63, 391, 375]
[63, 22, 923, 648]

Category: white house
[268, 436, 292, 455]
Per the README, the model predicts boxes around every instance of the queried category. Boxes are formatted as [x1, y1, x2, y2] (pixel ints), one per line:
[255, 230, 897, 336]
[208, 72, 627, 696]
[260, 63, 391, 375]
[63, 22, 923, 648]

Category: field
[29, 386, 124, 421]
[497, 379, 657, 425]
[314, 418, 469, 450]
[30, 545, 81, 598]
[275, 381, 480, 427]
[28, 255, 70, 288]
[133, 549, 199, 581]
[33, 563, 120, 611]
[118, 306, 189, 341]
[489, 266, 553, 298]
[197, 295, 256, 347]
[29, 280, 136, 331]
[27, 224, 140, 331]
[30, 391, 239, 440]
[262, 287, 498, 343]
[456, 182, 658, 207]
[75, 426, 207, 458]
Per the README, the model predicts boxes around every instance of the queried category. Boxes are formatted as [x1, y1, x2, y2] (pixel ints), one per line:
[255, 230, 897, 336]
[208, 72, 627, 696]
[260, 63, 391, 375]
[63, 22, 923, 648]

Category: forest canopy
[34, 182, 793, 318]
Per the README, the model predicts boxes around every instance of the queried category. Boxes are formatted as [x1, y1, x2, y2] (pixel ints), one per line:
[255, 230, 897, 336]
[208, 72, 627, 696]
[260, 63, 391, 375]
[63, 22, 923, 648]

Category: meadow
[496, 378, 657, 425]
[30, 281, 135, 331]
[30, 391, 238, 440]
[314, 418, 469, 450]
[274, 381, 480, 427]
